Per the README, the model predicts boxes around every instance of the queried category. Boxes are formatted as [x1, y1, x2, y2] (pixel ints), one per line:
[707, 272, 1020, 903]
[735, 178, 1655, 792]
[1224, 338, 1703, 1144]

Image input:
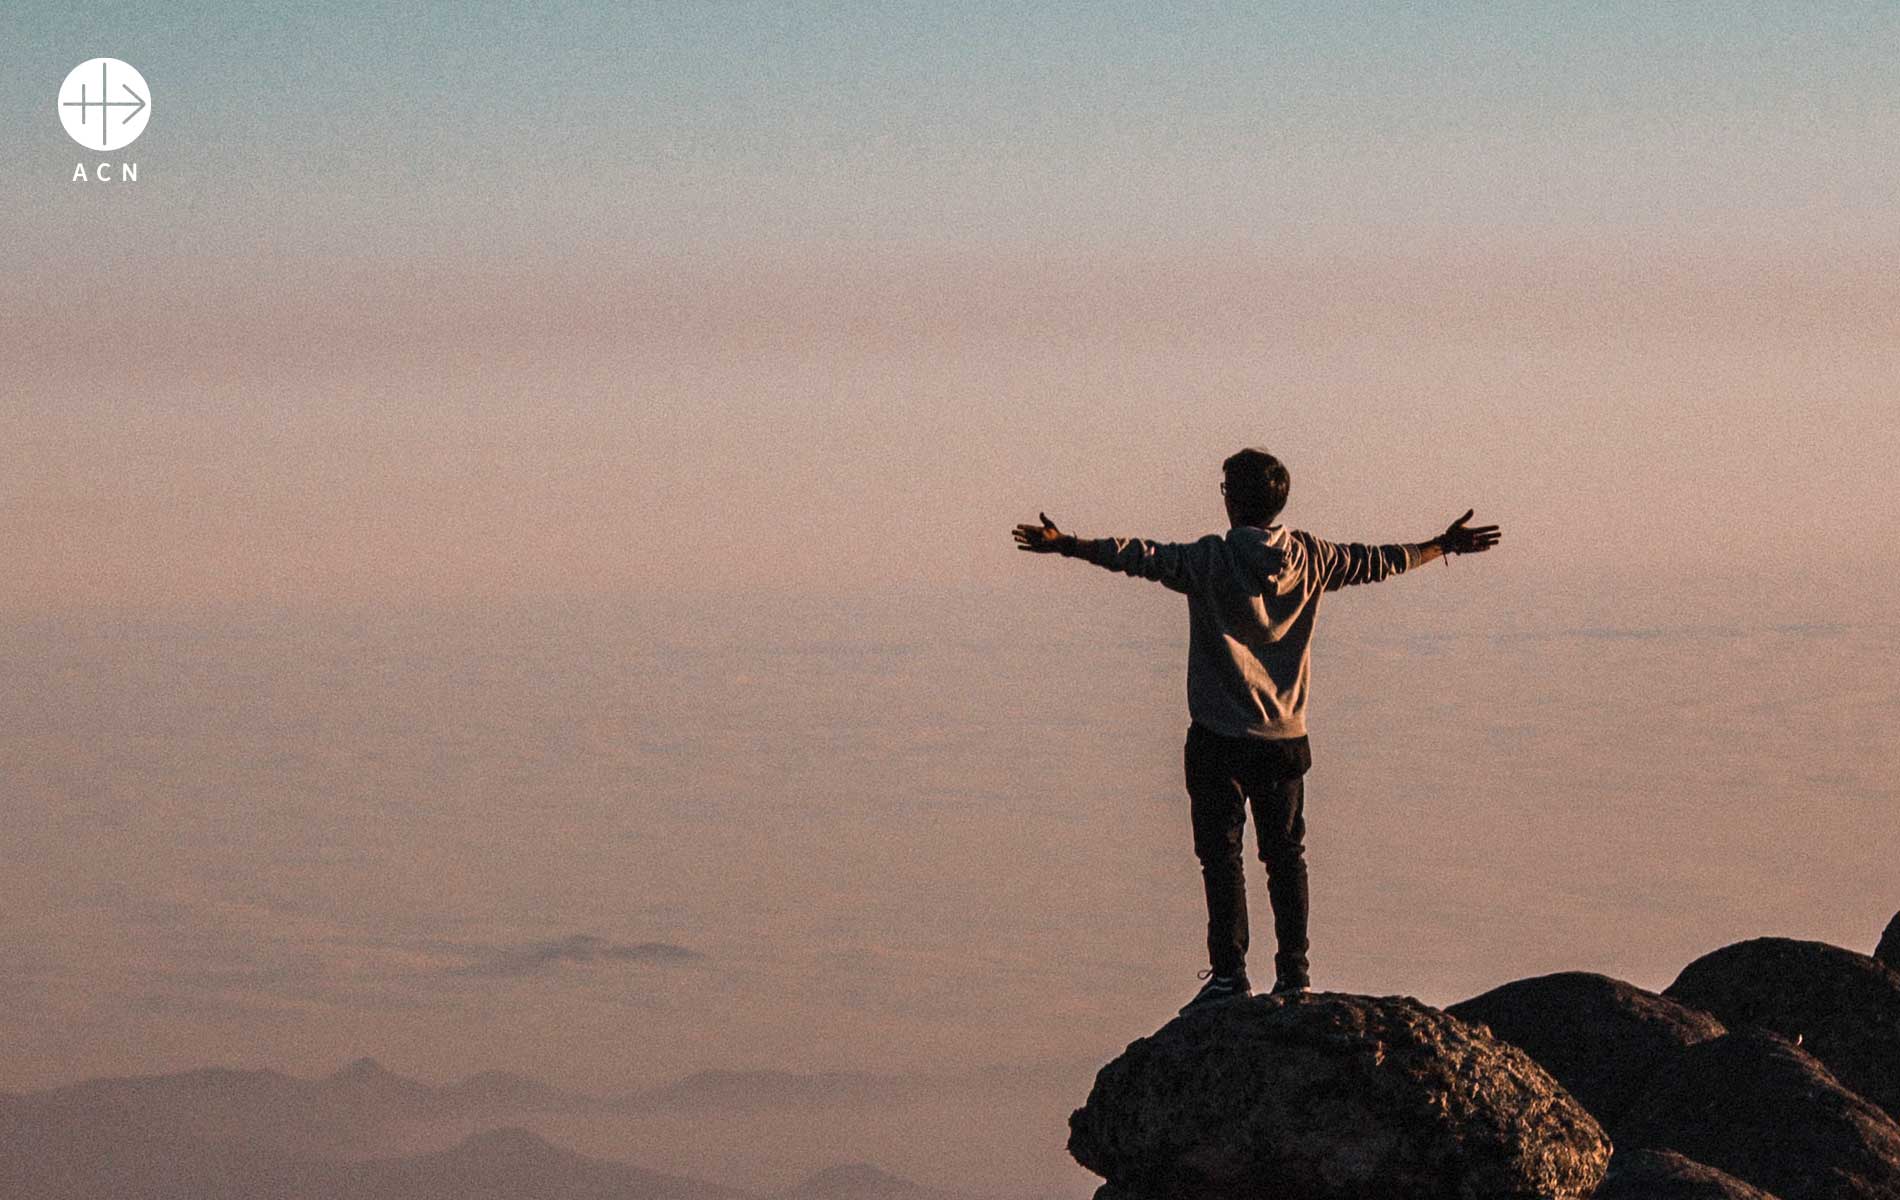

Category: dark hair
[1221, 448, 1289, 524]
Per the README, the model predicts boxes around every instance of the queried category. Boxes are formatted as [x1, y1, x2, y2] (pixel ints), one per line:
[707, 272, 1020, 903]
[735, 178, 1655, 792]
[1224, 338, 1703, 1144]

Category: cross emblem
[58, 58, 152, 152]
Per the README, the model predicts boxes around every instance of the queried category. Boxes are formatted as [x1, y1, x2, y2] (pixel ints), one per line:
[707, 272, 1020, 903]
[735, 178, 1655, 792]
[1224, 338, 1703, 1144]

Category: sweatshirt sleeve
[1063, 535, 1215, 596]
[1303, 534, 1425, 591]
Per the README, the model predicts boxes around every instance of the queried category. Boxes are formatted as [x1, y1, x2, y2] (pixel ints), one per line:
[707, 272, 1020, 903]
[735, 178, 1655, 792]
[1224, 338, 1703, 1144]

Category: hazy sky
[5, 1, 1897, 614]
[6, 8, 1900, 1192]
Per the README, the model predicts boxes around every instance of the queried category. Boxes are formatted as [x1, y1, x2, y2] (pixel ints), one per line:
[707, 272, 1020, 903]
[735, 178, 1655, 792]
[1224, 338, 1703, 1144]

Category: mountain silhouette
[0, 1063, 979, 1200]
[314, 1057, 437, 1116]
[0, 1110, 750, 1200]
[327, 1127, 751, 1200]
[770, 1162, 961, 1200]
[619, 1069, 920, 1112]
[440, 1069, 592, 1114]
[10, 1057, 603, 1156]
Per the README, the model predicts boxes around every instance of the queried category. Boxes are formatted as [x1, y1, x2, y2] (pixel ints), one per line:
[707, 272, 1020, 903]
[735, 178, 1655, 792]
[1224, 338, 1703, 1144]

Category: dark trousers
[1184, 722, 1312, 985]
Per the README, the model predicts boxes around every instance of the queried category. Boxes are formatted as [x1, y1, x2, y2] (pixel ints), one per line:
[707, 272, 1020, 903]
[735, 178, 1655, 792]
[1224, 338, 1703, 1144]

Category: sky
[4, 1, 1898, 615]
[3, 5, 1899, 1194]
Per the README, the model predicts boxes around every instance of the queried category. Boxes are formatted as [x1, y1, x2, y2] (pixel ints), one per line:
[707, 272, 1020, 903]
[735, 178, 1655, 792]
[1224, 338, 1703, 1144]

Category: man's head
[1221, 448, 1289, 528]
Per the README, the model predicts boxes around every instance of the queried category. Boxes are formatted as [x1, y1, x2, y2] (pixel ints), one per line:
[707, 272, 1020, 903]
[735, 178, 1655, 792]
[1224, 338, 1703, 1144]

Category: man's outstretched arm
[1313, 509, 1503, 590]
[1011, 512, 1206, 594]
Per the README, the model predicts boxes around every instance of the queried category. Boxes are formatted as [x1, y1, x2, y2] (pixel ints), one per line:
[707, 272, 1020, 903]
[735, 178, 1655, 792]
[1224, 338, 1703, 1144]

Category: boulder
[1616, 1029, 1900, 1200]
[1595, 1149, 1780, 1200]
[1067, 992, 1610, 1200]
[1664, 938, 1900, 1122]
[1878, 914, 1900, 972]
[1447, 972, 1726, 1128]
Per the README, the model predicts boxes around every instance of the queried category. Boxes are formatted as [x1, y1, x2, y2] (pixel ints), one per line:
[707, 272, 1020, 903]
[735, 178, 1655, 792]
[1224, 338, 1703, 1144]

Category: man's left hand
[1438, 509, 1502, 556]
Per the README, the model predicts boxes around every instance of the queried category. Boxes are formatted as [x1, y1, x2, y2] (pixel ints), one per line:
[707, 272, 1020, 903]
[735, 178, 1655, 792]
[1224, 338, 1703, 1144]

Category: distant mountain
[770, 1162, 961, 1200]
[0, 1090, 300, 1200]
[0, 1095, 961, 1200]
[315, 1057, 438, 1115]
[619, 1069, 921, 1112]
[439, 1068, 593, 1115]
[23, 1064, 381, 1154]
[0, 1105, 747, 1200]
[11, 1058, 600, 1155]
[1, 1060, 1014, 1200]
[17, 1058, 1064, 1136]
[327, 1127, 751, 1200]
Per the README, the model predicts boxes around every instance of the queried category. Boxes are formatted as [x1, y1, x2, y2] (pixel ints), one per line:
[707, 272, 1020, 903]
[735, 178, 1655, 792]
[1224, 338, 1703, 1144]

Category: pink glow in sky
[5, 6, 1898, 1196]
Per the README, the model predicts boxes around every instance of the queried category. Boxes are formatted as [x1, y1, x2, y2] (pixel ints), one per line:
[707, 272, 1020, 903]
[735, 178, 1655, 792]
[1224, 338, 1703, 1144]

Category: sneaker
[1179, 969, 1251, 1015]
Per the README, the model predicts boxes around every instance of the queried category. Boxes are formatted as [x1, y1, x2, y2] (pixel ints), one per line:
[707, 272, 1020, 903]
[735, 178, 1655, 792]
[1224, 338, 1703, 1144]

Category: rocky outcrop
[1616, 1029, 1900, 1200]
[1878, 913, 1900, 972]
[1067, 992, 1610, 1200]
[1664, 938, 1900, 1123]
[1595, 1149, 1780, 1200]
[1447, 972, 1726, 1130]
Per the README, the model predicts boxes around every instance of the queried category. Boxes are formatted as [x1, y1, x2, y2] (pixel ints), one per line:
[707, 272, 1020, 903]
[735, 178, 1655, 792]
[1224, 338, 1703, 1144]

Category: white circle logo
[58, 58, 151, 152]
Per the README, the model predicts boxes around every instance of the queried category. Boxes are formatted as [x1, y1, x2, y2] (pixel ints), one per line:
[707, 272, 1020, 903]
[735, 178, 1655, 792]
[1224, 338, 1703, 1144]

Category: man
[1011, 448, 1501, 1014]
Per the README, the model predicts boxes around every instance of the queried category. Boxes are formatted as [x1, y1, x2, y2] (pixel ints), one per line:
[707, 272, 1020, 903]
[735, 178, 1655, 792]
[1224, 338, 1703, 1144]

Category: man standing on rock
[1012, 448, 1501, 1014]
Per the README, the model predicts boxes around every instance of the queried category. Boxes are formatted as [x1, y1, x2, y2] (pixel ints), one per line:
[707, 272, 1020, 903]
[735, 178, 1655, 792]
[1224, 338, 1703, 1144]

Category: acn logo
[58, 58, 151, 152]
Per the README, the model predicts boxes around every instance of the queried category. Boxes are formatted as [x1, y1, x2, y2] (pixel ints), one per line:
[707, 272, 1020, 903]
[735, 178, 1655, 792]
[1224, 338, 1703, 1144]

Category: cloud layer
[449, 935, 699, 978]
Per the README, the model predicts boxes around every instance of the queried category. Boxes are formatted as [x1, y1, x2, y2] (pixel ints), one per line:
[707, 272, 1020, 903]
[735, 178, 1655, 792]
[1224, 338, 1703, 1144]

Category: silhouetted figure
[1013, 448, 1501, 1014]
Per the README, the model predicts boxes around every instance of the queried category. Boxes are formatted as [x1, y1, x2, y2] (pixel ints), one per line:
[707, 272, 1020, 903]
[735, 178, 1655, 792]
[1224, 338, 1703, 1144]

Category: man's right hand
[1012, 513, 1071, 554]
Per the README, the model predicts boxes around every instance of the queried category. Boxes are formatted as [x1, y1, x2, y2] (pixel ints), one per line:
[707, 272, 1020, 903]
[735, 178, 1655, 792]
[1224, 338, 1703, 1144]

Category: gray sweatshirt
[1063, 524, 1426, 740]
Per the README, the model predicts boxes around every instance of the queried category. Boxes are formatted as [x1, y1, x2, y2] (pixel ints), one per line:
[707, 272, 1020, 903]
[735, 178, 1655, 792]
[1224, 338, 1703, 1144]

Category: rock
[1616, 1029, 1900, 1200]
[1596, 1149, 1780, 1200]
[1447, 972, 1726, 1128]
[1067, 992, 1610, 1200]
[1878, 914, 1900, 972]
[1664, 938, 1900, 1123]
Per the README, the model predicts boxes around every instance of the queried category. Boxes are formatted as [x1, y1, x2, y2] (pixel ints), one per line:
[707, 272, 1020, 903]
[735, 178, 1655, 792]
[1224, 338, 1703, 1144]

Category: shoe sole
[1178, 990, 1252, 1016]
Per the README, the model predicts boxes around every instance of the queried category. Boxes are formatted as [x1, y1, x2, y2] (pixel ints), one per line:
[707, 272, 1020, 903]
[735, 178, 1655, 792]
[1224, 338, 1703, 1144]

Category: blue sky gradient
[9, 2, 1900, 264]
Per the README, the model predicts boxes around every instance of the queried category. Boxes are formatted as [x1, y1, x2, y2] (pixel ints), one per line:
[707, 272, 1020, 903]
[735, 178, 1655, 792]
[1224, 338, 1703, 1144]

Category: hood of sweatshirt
[1223, 524, 1292, 596]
